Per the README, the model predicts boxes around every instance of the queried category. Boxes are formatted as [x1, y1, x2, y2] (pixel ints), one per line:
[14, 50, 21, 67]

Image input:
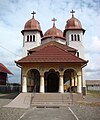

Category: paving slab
[4, 93, 32, 108]
[19, 107, 77, 120]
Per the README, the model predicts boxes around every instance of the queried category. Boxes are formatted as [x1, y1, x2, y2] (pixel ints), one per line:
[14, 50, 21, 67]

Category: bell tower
[21, 11, 43, 57]
[64, 10, 85, 59]
[64, 10, 86, 94]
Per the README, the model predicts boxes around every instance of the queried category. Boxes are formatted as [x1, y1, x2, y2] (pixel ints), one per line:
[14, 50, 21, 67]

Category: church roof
[21, 11, 43, 36]
[24, 18, 41, 30]
[42, 18, 66, 41]
[29, 41, 77, 53]
[64, 11, 85, 36]
[42, 26, 66, 40]
[65, 15, 82, 30]
[16, 41, 87, 65]
[0, 63, 13, 74]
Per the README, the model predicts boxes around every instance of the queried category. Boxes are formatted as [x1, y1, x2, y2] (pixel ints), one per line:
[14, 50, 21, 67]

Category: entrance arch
[27, 69, 40, 92]
[45, 69, 59, 93]
[63, 69, 77, 93]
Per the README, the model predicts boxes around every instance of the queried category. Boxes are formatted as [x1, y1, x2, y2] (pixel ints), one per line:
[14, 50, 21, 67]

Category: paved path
[18, 107, 78, 120]
[4, 93, 31, 108]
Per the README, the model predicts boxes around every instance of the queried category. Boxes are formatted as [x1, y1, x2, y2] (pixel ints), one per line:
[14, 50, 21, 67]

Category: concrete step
[31, 93, 72, 106]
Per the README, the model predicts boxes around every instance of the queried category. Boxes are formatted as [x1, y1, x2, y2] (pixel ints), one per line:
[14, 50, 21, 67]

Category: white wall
[87, 85, 100, 91]
[22, 31, 41, 57]
[66, 30, 85, 59]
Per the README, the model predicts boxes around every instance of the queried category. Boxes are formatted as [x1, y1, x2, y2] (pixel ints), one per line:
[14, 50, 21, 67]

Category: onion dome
[42, 18, 66, 41]
[65, 16, 82, 29]
[64, 10, 85, 36]
[21, 11, 43, 36]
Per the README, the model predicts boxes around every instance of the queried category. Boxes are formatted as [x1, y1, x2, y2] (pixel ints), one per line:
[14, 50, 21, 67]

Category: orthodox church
[16, 10, 88, 95]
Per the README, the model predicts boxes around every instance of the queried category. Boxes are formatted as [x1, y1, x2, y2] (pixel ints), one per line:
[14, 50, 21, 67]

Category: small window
[77, 52, 79, 57]
[33, 35, 35, 42]
[27, 35, 29, 42]
[77, 35, 80, 41]
[74, 34, 76, 41]
[71, 34, 73, 41]
[30, 35, 32, 42]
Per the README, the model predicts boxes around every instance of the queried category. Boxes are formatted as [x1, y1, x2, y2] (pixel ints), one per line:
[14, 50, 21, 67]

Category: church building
[16, 10, 88, 95]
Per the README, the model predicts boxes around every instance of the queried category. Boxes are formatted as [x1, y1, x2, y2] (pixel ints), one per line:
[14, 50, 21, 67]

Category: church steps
[31, 93, 73, 106]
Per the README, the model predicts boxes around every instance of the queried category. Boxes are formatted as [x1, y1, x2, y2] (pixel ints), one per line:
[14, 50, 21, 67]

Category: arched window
[33, 35, 35, 42]
[74, 34, 77, 41]
[27, 35, 29, 42]
[77, 34, 80, 41]
[71, 34, 73, 41]
[30, 35, 32, 42]
[77, 52, 79, 57]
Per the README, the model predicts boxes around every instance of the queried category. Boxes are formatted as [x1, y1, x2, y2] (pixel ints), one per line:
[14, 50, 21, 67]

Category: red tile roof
[0, 63, 13, 74]
[86, 80, 100, 85]
[29, 41, 76, 53]
[16, 41, 87, 65]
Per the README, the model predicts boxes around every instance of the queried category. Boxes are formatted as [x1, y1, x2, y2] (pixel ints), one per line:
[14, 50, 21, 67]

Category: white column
[71, 72, 74, 86]
[40, 75, 44, 93]
[82, 68, 86, 87]
[59, 75, 64, 93]
[77, 75, 82, 93]
[71, 77, 74, 86]
[75, 76, 77, 86]
[22, 76, 27, 92]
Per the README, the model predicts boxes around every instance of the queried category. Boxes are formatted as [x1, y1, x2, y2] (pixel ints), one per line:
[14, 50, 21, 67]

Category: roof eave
[63, 28, 86, 37]
[21, 29, 43, 37]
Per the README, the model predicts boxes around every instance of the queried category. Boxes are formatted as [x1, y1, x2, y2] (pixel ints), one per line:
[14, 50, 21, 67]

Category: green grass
[87, 90, 100, 96]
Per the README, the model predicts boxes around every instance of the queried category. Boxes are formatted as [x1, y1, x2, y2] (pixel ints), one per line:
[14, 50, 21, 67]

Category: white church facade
[16, 10, 88, 95]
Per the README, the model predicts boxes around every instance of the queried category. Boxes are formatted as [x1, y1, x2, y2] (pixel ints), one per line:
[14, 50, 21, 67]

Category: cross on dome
[31, 11, 36, 18]
[52, 17, 57, 27]
[70, 10, 75, 17]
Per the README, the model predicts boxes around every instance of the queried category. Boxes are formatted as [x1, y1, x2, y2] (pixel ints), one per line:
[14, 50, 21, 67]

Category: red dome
[65, 15, 82, 29]
[24, 18, 41, 31]
[42, 25, 66, 40]
[21, 16, 43, 36]
[63, 15, 85, 36]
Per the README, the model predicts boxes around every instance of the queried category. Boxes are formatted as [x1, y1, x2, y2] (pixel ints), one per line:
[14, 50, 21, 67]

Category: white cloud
[85, 36, 100, 53]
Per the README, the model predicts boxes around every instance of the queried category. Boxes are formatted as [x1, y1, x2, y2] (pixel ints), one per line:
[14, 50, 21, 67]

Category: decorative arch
[64, 67, 77, 73]
[63, 68, 77, 93]
[47, 67, 57, 72]
[26, 67, 39, 75]
[27, 69, 40, 92]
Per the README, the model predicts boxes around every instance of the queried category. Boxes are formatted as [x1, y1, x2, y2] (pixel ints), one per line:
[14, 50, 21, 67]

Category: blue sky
[0, 0, 100, 83]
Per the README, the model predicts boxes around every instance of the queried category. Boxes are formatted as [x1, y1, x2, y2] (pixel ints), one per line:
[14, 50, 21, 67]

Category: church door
[46, 72, 59, 93]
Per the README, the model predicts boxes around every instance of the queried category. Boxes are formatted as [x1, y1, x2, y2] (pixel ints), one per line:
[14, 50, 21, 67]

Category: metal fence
[0, 85, 21, 93]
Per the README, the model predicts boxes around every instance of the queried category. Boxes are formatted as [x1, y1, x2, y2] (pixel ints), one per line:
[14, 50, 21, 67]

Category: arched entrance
[45, 69, 59, 93]
[27, 69, 40, 92]
[63, 69, 77, 93]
